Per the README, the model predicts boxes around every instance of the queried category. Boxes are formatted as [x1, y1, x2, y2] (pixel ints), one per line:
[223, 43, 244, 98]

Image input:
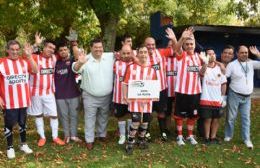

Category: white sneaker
[176, 135, 185, 146]
[224, 137, 232, 142]
[244, 140, 253, 149]
[7, 148, 15, 159]
[20, 144, 33, 154]
[186, 135, 198, 145]
[118, 135, 126, 145]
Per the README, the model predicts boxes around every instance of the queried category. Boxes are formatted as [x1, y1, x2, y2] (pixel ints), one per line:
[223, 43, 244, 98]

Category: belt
[233, 91, 251, 97]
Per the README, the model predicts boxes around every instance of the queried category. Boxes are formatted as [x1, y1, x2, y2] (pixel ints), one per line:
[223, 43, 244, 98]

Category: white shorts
[27, 94, 57, 117]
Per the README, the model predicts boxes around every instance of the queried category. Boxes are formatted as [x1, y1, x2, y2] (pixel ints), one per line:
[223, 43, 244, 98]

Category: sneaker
[64, 137, 70, 144]
[176, 135, 185, 146]
[161, 132, 168, 142]
[118, 135, 126, 145]
[53, 137, 65, 146]
[20, 144, 33, 154]
[38, 138, 46, 147]
[125, 143, 134, 155]
[145, 132, 152, 142]
[211, 138, 221, 145]
[186, 135, 198, 145]
[7, 148, 15, 159]
[224, 137, 231, 142]
[203, 138, 211, 145]
[71, 136, 82, 143]
[244, 140, 253, 149]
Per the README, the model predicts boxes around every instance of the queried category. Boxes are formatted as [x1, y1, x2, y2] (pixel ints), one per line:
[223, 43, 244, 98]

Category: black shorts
[153, 89, 168, 113]
[166, 97, 175, 116]
[113, 103, 129, 118]
[199, 106, 223, 119]
[174, 93, 200, 118]
[131, 112, 151, 123]
[3, 108, 27, 127]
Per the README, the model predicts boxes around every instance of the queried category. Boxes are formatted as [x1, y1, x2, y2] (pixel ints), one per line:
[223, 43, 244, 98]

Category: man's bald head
[144, 37, 156, 55]
[120, 44, 132, 61]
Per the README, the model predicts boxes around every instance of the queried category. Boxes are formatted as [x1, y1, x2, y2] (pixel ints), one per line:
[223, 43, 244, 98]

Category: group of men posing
[0, 28, 259, 158]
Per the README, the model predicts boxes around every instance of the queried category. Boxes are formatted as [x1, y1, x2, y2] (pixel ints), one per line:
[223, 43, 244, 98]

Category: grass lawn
[0, 99, 259, 168]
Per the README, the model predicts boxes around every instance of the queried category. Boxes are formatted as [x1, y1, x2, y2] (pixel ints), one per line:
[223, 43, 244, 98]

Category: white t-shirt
[200, 65, 227, 107]
[226, 59, 260, 95]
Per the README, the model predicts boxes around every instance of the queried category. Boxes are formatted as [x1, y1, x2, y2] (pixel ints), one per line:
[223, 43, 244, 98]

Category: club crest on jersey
[40, 68, 54, 75]
[187, 66, 199, 72]
[119, 76, 124, 82]
[152, 64, 160, 70]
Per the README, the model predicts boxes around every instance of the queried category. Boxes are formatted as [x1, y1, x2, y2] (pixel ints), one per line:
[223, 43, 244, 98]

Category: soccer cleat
[7, 147, 15, 159]
[70, 136, 82, 143]
[38, 138, 46, 147]
[161, 132, 168, 142]
[145, 132, 152, 142]
[53, 137, 65, 146]
[176, 135, 185, 146]
[224, 137, 232, 142]
[244, 140, 253, 149]
[20, 144, 33, 154]
[186, 135, 198, 145]
[118, 135, 126, 145]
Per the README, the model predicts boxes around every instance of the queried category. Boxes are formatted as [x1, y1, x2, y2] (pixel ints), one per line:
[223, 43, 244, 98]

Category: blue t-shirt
[55, 58, 81, 99]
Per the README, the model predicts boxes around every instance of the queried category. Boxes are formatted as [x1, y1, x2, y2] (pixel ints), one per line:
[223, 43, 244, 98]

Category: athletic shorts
[27, 94, 57, 117]
[3, 108, 27, 127]
[113, 103, 129, 118]
[131, 112, 151, 123]
[152, 89, 168, 113]
[174, 93, 200, 118]
[199, 106, 223, 119]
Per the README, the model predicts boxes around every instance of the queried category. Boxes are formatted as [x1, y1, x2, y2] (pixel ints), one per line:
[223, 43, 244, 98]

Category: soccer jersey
[147, 48, 173, 91]
[175, 51, 202, 95]
[112, 60, 132, 104]
[200, 64, 227, 107]
[166, 56, 177, 97]
[123, 63, 157, 113]
[30, 54, 56, 96]
[0, 57, 31, 109]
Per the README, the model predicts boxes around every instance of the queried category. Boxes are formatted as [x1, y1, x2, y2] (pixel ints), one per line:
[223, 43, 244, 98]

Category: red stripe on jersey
[200, 100, 221, 107]
[166, 57, 177, 97]
[13, 60, 23, 108]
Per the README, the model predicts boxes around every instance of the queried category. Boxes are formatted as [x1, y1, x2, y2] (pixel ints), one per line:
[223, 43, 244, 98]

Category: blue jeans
[225, 89, 251, 141]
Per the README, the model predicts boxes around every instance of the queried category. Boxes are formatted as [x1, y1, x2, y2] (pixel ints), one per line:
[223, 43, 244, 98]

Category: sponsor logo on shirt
[166, 71, 177, 76]
[187, 66, 199, 72]
[40, 68, 54, 75]
[6, 74, 27, 85]
[152, 64, 160, 70]
[56, 68, 68, 75]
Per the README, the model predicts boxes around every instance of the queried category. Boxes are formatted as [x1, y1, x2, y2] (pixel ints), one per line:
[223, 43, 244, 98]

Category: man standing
[224, 45, 260, 149]
[55, 42, 82, 143]
[0, 40, 37, 159]
[72, 38, 114, 150]
[28, 40, 65, 147]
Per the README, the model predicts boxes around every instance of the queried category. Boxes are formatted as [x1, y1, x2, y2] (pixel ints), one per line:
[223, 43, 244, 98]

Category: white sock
[118, 121, 126, 136]
[50, 118, 59, 139]
[35, 117, 45, 139]
[127, 119, 132, 133]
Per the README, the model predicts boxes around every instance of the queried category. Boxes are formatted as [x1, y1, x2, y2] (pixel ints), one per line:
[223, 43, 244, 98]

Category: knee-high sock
[50, 118, 59, 139]
[35, 117, 45, 139]
[118, 121, 126, 136]
[187, 118, 196, 137]
[174, 117, 183, 136]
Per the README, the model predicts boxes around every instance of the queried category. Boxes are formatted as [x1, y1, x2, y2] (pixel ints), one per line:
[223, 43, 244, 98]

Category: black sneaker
[138, 139, 148, 149]
[210, 138, 221, 145]
[125, 143, 134, 155]
[203, 138, 211, 145]
[161, 132, 168, 142]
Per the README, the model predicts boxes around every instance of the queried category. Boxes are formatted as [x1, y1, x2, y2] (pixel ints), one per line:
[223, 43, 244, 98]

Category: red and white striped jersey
[175, 51, 202, 95]
[200, 64, 227, 107]
[113, 60, 133, 104]
[147, 48, 173, 91]
[166, 56, 177, 97]
[30, 54, 56, 96]
[0, 57, 31, 109]
[123, 63, 157, 113]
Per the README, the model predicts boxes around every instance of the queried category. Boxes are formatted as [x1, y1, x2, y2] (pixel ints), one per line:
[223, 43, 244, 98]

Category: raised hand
[199, 52, 209, 64]
[249, 46, 260, 57]
[77, 49, 87, 64]
[35, 32, 44, 46]
[66, 29, 78, 42]
[181, 27, 194, 39]
[165, 28, 177, 42]
[23, 43, 33, 58]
